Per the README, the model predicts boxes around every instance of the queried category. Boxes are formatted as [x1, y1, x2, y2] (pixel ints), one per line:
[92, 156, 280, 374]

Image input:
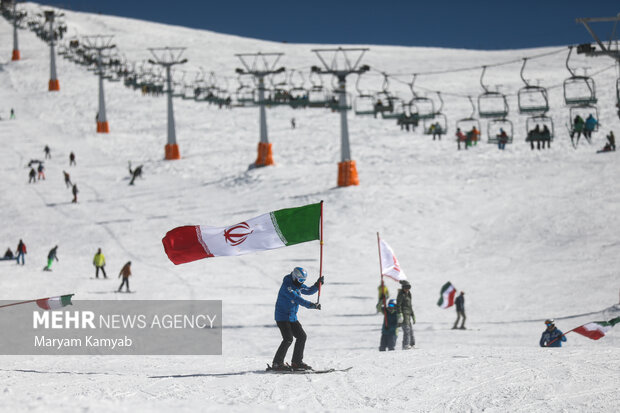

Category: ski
[265, 364, 352, 374]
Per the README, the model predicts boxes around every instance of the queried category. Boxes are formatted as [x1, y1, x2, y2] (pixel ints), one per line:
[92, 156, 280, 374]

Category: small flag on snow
[36, 294, 74, 310]
[437, 282, 457, 309]
[572, 316, 620, 340]
[379, 238, 407, 282]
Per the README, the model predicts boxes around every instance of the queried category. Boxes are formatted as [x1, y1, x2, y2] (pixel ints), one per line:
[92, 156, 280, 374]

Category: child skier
[271, 267, 323, 371]
[379, 299, 401, 351]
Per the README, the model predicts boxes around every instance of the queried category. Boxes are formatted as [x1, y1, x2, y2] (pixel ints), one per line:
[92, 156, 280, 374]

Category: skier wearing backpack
[271, 267, 323, 371]
[15, 239, 26, 265]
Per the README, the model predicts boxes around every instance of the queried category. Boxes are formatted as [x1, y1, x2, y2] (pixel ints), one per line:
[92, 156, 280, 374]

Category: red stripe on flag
[573, 326, 605, 340]
[35, 299, 51, 310]
[447, 289, 456, 307]
[162, 226, 213, 265]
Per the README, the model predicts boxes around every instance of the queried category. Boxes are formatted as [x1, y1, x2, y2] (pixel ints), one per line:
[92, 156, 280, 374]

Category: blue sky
[42, 1, 619, 50]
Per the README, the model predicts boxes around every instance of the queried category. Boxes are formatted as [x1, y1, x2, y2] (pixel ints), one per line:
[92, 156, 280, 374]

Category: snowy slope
[0, 2, 619, 412]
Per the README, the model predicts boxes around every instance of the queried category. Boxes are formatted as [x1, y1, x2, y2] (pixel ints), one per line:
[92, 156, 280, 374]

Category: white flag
[379, 238, 407, 282]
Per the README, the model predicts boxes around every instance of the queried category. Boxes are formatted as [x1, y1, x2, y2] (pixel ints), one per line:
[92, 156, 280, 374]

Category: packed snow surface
[0, 3, 619, 412]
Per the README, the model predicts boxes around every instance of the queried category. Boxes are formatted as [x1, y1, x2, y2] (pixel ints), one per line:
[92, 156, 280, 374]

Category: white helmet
[291, 267, 308, 284]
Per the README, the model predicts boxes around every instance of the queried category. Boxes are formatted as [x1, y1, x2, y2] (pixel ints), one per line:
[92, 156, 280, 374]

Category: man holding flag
[271, 267, 323, 371]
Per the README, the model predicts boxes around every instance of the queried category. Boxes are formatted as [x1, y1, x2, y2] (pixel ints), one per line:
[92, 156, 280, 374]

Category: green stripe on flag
[271, 203, 321, 246]
[61, 294, 74, 307]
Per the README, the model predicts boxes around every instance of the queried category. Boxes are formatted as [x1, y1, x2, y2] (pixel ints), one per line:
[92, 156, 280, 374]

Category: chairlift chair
[406, 74, 435, 120]
[563, 46, 597, 106]
[478, 67, 509, 118]
[569, 104, 599, 139]
[518, 58, 550, 114]
[287, 70, 308, 108]
[487, 118, 514, 144]
[308, 85, 331, 108]
[456, 97, 481, 141]
[381, 97, 405, 119]
[525, 115, 554, 142]
[353, 74, 376, 116]
[422, 92, 448, 135]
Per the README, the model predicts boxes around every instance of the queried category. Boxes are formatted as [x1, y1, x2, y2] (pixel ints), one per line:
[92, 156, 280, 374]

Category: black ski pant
[379, 333, 396, 351]
[118, 278, 129, 291]
[95, 266, 107, 278]
[454, 310, 466, 329]
[273, 320, 306, 365]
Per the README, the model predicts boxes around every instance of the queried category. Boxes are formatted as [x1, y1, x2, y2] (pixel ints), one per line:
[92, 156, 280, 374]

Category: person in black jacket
[453, 292, 466, 329]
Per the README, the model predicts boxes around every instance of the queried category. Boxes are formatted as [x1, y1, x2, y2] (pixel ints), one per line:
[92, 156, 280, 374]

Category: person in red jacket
[456, 128, 467, 151]
[15, 239, 26, 265]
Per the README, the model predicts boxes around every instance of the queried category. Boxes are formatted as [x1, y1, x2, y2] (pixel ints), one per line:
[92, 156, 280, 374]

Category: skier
[541, 125, 551, 149]
[584, 114, 597, 141]
[93, 248, 107, 279]
[571, 115, 585, 146]
[453, 291, 466, 329]
[28, 168, 36, 183]
[376, 283, 389, 313]
[432, 122, 442, 141]
[118, 261, 132, 292]
[379, 299, 401, 351]
[10, 108, 15, 120]
[71, 183, 78, 203]
[63, 170, 72, 188]
[37, 163, 45, 180]
[15, 239, 26, 265]
[291, 117, 296, 129]
[129, 164, 143, 186]
[528, 125, 541, 150]
[44, 145, 51, 159]
[69, 152, 76, 166]
[271, 267, 323, 371]
[540, 319, 566, 347]
[43, 245, 59, 271]
[497, 128, 508, 150]
[456, 128, 467, 150]
[396, 280, 416, 349]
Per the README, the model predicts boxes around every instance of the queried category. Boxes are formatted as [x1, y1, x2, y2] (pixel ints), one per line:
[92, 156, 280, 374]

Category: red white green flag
[437, 282, 456, 309]
[572, 316, 620, 340]
[36, 294, 74, 310]
[162, 203, 322, 265]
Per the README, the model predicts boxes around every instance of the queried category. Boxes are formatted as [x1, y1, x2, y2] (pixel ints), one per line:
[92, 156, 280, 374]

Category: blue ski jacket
[539, 327, 566, 347]
[274, 274, 318, 322]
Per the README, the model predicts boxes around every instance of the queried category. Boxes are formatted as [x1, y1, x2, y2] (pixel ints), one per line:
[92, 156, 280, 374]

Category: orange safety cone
[165, 143, 180, 160]
[96, 121, 109, 133]
[337, 160, 359, 187]
[255, 142, 274, 167]
[48, 79, 60, 91]
[11, 50, 20, 61]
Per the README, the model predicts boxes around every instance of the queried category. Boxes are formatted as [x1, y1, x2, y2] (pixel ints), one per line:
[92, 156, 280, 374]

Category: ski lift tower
[575, 14, 620, 63]
[234, 52, 285, 167]
[311, 47, 369, 187]
[148, 47, 187, 160]
[44, 10, 62, 91]
[83, 35, 116, 133]
[11, 1, 24, 61]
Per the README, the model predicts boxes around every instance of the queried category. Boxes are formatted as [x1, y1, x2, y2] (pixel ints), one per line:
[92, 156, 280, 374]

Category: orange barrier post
[48, 79, 60, 91]
[11, 50, 20, 61]
[255, 142, 274, 167]
[96, 121, 110, 133]
[337, 160, 359, 187]
[165, 143, 180, 160]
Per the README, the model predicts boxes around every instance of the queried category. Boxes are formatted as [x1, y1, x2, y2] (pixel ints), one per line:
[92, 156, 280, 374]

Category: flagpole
[546, 329, 574, 347]
[377, 232, 387, 327]
[317, 200, 324, 304]
[0, 294, 75, 310]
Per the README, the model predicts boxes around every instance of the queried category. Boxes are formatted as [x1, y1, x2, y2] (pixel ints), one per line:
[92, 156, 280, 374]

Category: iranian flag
[572, 317, 620, 340]
[437, 282, 456, 308]
[379, 238, 406, 282]
[36, 294, 74, 310]
[163, 203, 322, 265]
